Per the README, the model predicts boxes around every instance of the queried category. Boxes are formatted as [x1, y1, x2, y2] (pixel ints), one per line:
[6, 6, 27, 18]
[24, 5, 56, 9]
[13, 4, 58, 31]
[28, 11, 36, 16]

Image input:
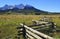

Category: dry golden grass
[0, 15, 60, 39]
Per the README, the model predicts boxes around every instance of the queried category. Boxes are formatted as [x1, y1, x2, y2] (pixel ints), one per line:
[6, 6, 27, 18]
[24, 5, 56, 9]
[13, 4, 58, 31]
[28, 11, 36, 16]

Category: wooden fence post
[49, 22, 56, 37]
[22, 23, 26, 39]
[51, 22, 56, 33]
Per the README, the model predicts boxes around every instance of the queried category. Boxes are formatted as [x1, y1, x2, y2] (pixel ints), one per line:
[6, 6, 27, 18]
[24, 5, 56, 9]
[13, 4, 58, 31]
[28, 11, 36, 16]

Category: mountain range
[0, 4, 60, 15]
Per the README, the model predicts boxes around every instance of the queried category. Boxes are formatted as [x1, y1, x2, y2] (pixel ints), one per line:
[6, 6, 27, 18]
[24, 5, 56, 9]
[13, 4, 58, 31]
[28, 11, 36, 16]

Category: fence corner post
[49, 22, 56, 37]
[22, 22, 26, 39]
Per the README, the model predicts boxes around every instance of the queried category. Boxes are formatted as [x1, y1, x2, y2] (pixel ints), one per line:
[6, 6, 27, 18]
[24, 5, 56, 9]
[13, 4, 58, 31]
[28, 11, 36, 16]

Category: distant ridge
[0, 4, 60, 15]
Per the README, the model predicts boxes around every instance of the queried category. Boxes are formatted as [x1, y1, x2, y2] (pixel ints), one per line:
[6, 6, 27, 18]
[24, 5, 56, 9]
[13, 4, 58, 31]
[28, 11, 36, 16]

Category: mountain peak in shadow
[15, 4, 25, 9]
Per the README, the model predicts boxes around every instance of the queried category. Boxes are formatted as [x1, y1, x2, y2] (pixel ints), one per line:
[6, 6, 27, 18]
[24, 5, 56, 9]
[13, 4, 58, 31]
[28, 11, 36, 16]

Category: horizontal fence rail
[20, 23, 54, 39]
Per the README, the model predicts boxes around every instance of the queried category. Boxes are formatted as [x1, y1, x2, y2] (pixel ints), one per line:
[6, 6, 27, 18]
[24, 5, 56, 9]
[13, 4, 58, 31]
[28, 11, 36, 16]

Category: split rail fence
[17, 23, 54, 39]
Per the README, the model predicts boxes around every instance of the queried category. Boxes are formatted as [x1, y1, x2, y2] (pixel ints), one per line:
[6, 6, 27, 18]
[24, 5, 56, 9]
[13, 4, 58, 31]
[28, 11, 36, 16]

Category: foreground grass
[0, 15, 60, 39]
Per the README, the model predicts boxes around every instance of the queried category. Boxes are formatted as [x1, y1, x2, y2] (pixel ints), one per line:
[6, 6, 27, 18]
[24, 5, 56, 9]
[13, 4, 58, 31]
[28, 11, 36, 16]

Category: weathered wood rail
[19, 23, 54, 39]
[32, 20, 56, 32]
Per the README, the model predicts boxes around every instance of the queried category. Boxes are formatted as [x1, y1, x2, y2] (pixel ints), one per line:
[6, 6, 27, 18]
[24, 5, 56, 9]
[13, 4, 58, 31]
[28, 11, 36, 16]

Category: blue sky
[0, 0, 60, 12]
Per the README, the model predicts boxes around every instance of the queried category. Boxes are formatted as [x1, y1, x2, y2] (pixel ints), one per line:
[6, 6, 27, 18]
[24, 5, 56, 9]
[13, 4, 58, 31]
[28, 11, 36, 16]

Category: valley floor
[0, 15, 60, 39]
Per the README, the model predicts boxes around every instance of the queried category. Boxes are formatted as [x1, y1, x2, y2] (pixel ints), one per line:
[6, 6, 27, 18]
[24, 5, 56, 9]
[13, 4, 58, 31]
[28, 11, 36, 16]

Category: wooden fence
[19, 23, 54, 39]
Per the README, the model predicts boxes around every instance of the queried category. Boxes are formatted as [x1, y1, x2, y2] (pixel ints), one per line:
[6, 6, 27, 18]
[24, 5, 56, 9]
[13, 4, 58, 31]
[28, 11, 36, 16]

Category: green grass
[0, 15, 60, 39]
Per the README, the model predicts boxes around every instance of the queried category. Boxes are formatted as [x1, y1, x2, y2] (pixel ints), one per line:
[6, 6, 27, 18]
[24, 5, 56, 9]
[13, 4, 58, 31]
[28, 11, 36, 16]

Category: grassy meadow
[0, 15, 60, 39]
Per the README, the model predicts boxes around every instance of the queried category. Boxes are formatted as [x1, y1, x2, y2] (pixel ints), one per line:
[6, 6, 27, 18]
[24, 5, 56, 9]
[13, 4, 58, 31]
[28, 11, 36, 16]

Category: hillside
[0, 4, 49, 15]
[0, 4, 60, 15]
